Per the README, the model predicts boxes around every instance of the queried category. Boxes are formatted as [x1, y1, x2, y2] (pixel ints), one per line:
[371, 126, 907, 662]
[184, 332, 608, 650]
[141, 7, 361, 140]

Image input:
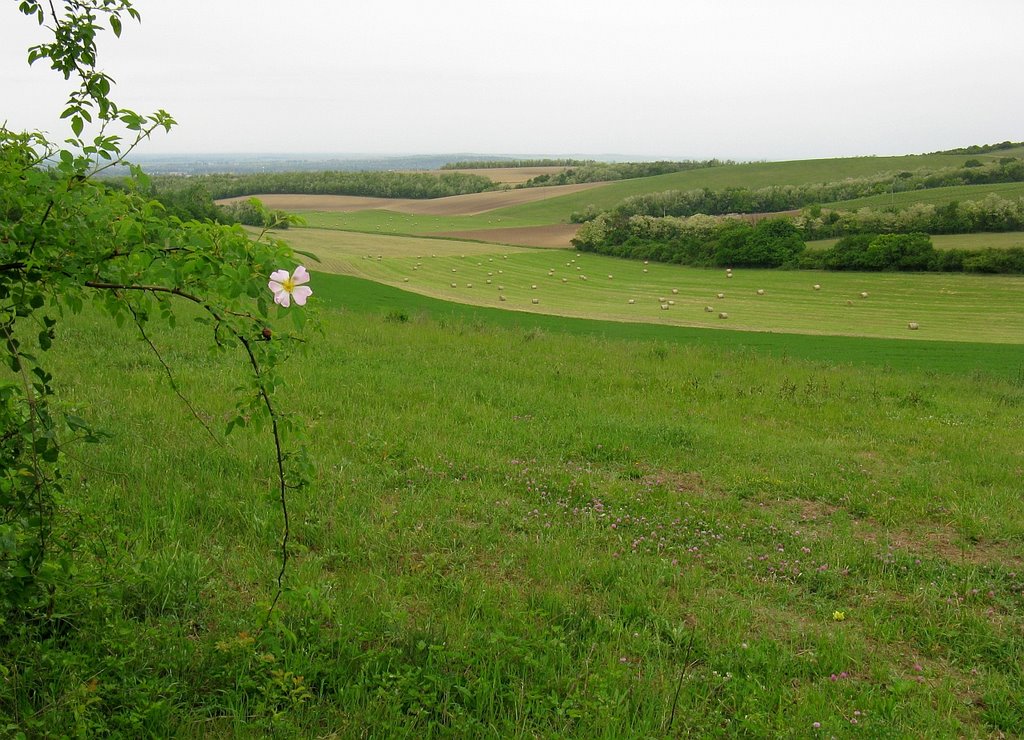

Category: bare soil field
[216, 182, 604, 217]
[436, 224, 580, 248]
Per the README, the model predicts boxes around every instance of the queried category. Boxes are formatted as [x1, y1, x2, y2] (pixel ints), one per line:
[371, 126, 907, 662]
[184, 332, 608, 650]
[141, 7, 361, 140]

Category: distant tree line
[573, 197, 1024, 274]
[441, 158, 596, 169]
[797, 195, 1024, 239]
[572, 159, 1024, 222]
[519, 160, 728, 189]
[148, 170, 498, 201]
[932, 141, 1023, 155]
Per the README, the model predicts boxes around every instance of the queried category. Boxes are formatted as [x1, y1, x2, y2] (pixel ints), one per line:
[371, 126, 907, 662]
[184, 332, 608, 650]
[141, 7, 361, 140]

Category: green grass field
[10, 281, 1021, 735]
[282, 227, 1024, 345]
[6, 149, 1024, 736]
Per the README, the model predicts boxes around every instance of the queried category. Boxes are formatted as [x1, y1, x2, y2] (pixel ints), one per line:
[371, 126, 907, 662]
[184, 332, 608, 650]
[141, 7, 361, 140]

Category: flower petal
[292, 265, 310, 285]
[269, 269, 290, 283]
[274, 290, 291, 308]
[268, 279, 285, 293]
[292, 285, 312, 305]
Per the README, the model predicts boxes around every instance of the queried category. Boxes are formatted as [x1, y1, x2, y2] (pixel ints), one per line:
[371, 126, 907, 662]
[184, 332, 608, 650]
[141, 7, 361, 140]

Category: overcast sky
[2, 0, 1022, 161]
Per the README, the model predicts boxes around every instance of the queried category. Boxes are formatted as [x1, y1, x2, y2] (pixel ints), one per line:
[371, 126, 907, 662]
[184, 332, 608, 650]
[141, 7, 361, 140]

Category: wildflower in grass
[832, 610, 845, 621]
[268, 265, 312, 307]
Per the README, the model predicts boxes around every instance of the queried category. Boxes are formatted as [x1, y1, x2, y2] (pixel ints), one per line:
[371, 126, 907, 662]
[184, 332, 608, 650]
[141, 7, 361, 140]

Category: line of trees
[440, 158, 596, 169]
[572, 158, 1024, 222]
[797, 195, 1024, 239]
[519, 160, 728, 189]
[573, 202, 1024, 274]
[148, 170, 498, 200]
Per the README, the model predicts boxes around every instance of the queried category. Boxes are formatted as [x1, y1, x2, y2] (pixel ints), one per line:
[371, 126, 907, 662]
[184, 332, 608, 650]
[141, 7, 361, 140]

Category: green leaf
[71, 116, 84, 137]
[110, 16, 122, 37]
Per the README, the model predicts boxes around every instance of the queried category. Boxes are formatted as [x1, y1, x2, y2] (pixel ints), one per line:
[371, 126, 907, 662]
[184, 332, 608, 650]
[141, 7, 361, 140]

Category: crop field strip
[281, 227, 1024, 345]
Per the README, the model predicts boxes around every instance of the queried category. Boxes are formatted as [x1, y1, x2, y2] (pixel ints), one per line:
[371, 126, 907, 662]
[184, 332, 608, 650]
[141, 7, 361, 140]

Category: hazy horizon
[3, 0, 1022, 161]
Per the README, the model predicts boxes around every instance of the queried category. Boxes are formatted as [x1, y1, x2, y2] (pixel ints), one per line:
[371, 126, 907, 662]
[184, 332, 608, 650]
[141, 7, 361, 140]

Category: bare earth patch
[216, 182, 604, 217]
[435, 224, 580, 248]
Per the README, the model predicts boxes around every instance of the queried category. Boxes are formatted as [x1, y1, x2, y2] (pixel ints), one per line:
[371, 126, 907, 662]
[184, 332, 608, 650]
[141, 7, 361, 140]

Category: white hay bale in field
[672, 288, 678, 294]
[466, 283, 473, 288]
[580, 275, 587, 281]
[499, 295, 507, 301]
[756, 289, 765, 295]
[727, 273, 733, 279]
[860, 291, 868, 298]
[659, 297, 666, 302]
[908, 322, 919, 330]
[660, 303, 670, 310]
[813, 284, 821, 290]
[719, 312, 729, 319]
[668, 300, 675, 305]
[644, 260, 649, 265]
[498, 270, 503, 274]
[704, 305, 714, 312]
[450, 282, 457, 288]
[628, 299, 636, 304]
[562, 278, 568, 283]
[451, 268, 457, 272]
[487, 272, 493, 276]
[413, 266, 418, 270]
[532, 298, 540, 304]
[486, 279, 492, 284]
[717, 293, 725, 299]
[608, 275, 614, 279]
[497, 285, 504, 290]
[403, 277, 409, 282]
[643, 268, 648, 273]
[531, 284, 537, 289]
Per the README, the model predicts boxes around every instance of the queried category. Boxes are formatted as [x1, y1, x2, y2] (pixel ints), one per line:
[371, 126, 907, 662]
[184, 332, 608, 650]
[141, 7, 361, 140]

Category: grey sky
[2, 0, 1022, 160]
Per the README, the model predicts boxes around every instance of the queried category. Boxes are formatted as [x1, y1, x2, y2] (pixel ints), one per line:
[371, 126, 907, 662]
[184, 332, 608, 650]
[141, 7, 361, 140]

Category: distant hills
[112, 152, 691, 176]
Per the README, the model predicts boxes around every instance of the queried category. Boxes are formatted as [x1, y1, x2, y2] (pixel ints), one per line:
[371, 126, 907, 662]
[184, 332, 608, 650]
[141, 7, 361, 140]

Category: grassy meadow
[6, 153, 1024, 737]
[6, 274, 1021, 736]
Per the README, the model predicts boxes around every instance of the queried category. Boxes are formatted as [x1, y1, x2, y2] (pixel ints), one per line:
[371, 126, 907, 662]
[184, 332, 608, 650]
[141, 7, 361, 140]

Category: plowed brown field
[215, 182, 604, 217]
[435, 224, 580, 248]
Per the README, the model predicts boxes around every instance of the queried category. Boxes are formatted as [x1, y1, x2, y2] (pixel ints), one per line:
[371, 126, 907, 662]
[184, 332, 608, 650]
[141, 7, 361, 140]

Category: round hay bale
[908, 322, 919, 330]
[718, 312, 728, 319]
[756, 289, 765, 295]
[531, 298, 539, 305]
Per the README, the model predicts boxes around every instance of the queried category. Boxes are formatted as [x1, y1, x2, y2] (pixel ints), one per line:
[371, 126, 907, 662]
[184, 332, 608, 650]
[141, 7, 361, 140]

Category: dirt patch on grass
[216, 182, 604, 217]
[435, 224, 580, 248]
[859, 524, 1023, 567]
[639, 470, 706, 494]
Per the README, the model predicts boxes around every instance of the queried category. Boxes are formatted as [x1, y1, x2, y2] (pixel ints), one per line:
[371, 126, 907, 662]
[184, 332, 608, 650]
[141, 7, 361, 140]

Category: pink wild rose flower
[268, 265, 312, 307]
